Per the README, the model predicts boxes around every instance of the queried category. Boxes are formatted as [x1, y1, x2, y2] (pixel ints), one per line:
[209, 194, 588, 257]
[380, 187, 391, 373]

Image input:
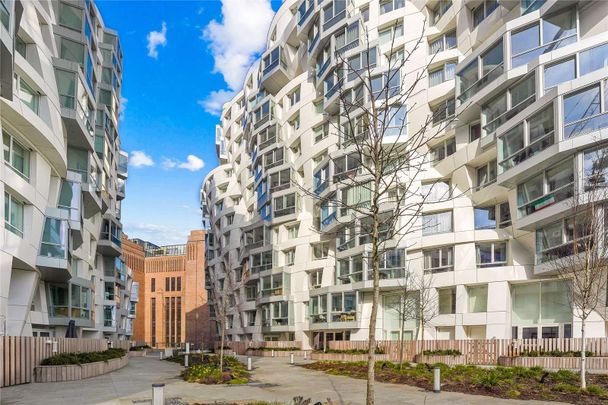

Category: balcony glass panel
[58, 180, 81, 222]
[517, 161, 573, 217]
[580, 44, 608, 77]
[584, 145, 608, 191]
[544, 57, 575, 90]
[40, 218, 67, 258]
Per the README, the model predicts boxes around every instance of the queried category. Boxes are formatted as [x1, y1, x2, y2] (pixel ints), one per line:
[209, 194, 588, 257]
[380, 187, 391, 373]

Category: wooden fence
[328, 338, 608, 365]
[1, 336, 132, 387]
[216, 340, 302, 355]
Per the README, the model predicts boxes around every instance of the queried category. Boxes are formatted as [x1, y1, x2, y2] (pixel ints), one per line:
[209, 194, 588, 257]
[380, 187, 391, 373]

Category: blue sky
[96, 0, 281, 245]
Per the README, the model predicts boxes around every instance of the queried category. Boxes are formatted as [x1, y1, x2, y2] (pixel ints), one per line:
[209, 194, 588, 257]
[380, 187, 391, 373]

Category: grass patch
[179, 354, 249, 385]
[302, 360, 608, 404]
[40, 348, 126, 365]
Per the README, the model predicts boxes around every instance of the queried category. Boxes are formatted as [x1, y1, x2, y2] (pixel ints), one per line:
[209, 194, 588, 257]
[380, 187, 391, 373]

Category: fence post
[152, 383, 164, 405]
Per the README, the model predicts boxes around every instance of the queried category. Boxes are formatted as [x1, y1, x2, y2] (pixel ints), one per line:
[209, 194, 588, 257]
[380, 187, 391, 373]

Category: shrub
[586, 385, 606, 396]
[321, 347, 385, 355]
[181, 354, 249, 384]
[554, 383, 580, 394]
[422, 349, 462, 356]
[471, 370, 502, 390]
[520, 350, 593, 358]
[246, 347, 300, 352]
[41, 348, 126, 365]
[129, 345, 151, 352]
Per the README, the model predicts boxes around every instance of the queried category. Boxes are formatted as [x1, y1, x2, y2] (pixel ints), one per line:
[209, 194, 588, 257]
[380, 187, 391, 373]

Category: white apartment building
[0, 0, 135, 339]
[201, 0, 608, 349]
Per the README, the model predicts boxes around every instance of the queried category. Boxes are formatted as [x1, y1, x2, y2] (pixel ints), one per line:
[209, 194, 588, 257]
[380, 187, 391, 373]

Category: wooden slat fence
[215, 340, 302, 355]
[328, 338, 608, 365]
[1, 336, 133, 387]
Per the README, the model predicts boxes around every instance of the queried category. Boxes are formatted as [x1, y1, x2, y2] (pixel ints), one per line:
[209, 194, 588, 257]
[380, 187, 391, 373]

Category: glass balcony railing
[458, 63, 503, 103]
[317, 59, 331, 79]
[499, 131, 554, 172]
[564, 111, 608, 139]
[298, 0, 314, 26]
[518, 182, 573, 217]
[323, 9, 346, 31]
[320, 211, 337, 230]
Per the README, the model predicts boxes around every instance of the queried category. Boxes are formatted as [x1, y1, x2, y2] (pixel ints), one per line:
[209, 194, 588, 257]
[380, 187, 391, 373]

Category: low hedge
[320, 347, 385, 355]
[40, 348, 126, 365]
[129, 345, 151, 352]
[246, 347, 300, 352]
[422, 349, 462, 356]
[520, 350, 594, 358]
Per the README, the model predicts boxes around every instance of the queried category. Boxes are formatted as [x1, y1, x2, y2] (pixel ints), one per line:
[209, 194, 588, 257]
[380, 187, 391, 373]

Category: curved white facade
[1, 0, 133, 339]
[202, 0, 608, 348]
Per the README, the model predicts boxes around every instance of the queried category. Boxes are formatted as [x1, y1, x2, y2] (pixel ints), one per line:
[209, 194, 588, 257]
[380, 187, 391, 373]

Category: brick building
[128, 230, 212, 349]
[122, 238, 146, 343]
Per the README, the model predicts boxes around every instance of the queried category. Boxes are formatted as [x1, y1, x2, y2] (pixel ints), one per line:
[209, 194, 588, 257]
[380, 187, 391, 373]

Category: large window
[457, 39, 504, 103]
[310, 294, 328, 323]
[429, 30, 457, 55]
[511, 281, 571, 337]
[59, 37, 85, 64]
[431, 0, 452, 25]
[18, 78, 39, 114]
[49, 284, 69, 317]
[334, 153, 361, 181]
[536, 214, 591, 263]
[476, 160, 497, 190]
[563, 83, 608, 139]
[498, 106, 554, 172]
[347, 48, 377, 81]
[40, 217, 67, 258]
[430, 137, 455, 165]
[583, 145, 608, 190]
[517, 160, 573, 217]
[378, 23, 404, 46]
[423, 246, 453, 273]
[330, 292, 357, 322]
[438, 287, 456, 314]
[274, 193, 296, 217]
[380, 0, 404, 14]
[4, 192, 24, 237]
[421, 180, 450, 203]
[58, 2, 82, 32]
[511, 7, 577, 68]
[429, 62, 456, 87]
[70, 284, 90, 319]
[544, 57, 575, 90]
[371, 70, 400, 100]
[379, 105, 407, 137]
[431, 99, 455, 125]
[377, 248, 406, 279]
[323, 0, 347, 30]
[472, 0, 499, 28]
[482, 75, 535, 136]
[468, 285, 488, 313]
[3, 130, 30, 179]
[476, 242, 507, 267]
[580, 44, 608, 77]
[474, 207, 496, 230]
[422, 210, 452, 235]
[337, 255, 363, 284]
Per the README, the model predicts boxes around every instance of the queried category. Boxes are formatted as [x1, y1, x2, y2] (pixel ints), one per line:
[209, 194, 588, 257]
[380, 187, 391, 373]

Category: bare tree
[416, 272, 438, 354]
[548, 150, 608, 389]
[298, 17, 460, 404]
[386, 269, 417, 369]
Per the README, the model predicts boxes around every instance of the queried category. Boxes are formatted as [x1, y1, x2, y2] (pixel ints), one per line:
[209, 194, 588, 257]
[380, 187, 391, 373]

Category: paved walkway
[0, 355, 566, 405]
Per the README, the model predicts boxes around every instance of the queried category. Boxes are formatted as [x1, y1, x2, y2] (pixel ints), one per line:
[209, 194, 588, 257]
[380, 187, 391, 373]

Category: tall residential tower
[202, 0, 608, 348]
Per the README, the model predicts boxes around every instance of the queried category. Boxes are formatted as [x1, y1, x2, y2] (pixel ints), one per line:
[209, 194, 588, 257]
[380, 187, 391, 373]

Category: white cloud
[147, 22, 167, 59]
[125, 223, 194, 246]
[200, 0, 274, 114]
[161, 155, 205, 172]
[197, 89, 235, 116]
[178, 155, 205, 172]
[129, 151, 154, 168]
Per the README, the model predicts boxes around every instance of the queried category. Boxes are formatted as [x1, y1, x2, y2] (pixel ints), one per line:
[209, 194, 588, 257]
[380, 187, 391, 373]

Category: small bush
[321, 347, 385, 355]
[129, 345, 151, 352]
[181, 354, 249, 384]
[520, 350, 593, 358]
[422, 349, 462, 356]
[41, 348, 126, 365]
[246, 347, 300, 352]
[555, 382, 580, 394]
[586, 385, 606, 396]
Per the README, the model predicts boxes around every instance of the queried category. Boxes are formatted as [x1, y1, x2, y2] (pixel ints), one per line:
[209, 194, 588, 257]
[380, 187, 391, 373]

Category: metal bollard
[271, 349, 275, 358]
[159, 351, 164, 360]
[247, 356, 252, 371]
[304, 351, 307, 360]
[290, 353, 294, 364]
[184, 354, 189, 367]
[433, 367, 441, 393]
[152, 383, 164, 405]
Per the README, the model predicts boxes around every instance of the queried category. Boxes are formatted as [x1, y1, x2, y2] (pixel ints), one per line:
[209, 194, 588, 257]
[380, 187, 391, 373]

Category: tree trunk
[399, 305, 405, 370]
[581, 319, 587, 390]
[220, 320, 225, 372]
[366, 195, 381, 405]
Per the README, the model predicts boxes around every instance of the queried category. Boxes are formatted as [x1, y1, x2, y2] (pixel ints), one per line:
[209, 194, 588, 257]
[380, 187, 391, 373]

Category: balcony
[298, 0, 315, 28]
[81, 170, 102, 217]
[261, 46, 289, 94]
[37, 215, 71, 282]
[323, 8, 346, 32]
[117, 150, 128, 179]
[458, 62, 503, 103]
[320, 211, 337, 231]
[58, 71, 95, 151]
[99, 219, 122, 256]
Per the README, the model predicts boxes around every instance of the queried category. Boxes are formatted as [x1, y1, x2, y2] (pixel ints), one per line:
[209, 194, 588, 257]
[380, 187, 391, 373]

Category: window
[430, 138, 455, 165]
[563, 83, 606, 139]
[580, 44, 608, 77]
[469, 122, 481, 142]
[511, 281, 571, 331]
[165, 277, 170, 292]
[472, 0, 499, 28]
[274, 193, 296, 217]
[58, 2, 82, 31]
[330, 292, 357, 322]
[0, 0, 9, 30]
[177, 277, 181, 291]
[347, 48, 377, 81]
[378, 249, 405, 279]
[438, 288, 456, 314]
[270, 169, 291, 192]
[287, 224, 299, 239]
[474, 207, 496, 230]
[429, 62, 456, 87]
[4, 192, 24, 237]
[15, 36, 27, 58]
[3, 131, 30, 179]
[59, 37, 85, 64]
[336, 255, 363, 284]
[536, 214, 591, 263]
[40, 217, 67, 258]
[334, 153, 361, 181]
[476, 160, 497, 190]
[49, 284, 69, 317]
[498, 106, 554, 171]
[312, 242, 329, 260]
[476, 242, 507, 267]
[499, 202, 511, 228]
[380, 0, 404, 14]
[583, 145, 608, 190]
[371, 70, 400, 100]
[457, 39, 503, 102]
[314, 164, 329, 194]
[431, 0, 452, 25]
[313, 123, 329, 143]
[422, 210, 452, 235]
[288, 87, 300, 107]
[423, 246, 454, 273]
[361, 5, 369, 22]
[379, 105, 407, 137]
[429, 30, 457, 55]
[468, 285, 488, 313]
[245, 285, 257, 301]
[544, 57, 575, 90]
[310, 294, 327, 323]
[517, 160, 573, 217]
[323, 0, 347, 30]
[337, 223, 356, 251]
[521, 0, 545, 15]
[70, 284, 90, 319]
[431, 99, 455, 125]
[511, 7, 577, 68]
[421, 180, 450, 202]
[285, 249, 295, 266]
[482, 75, 535, 136]
[310, 270, 323, 288]
[18, 78, 39, 114]
[151, 278, 156, 292]
[378, 23, 404, 46]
